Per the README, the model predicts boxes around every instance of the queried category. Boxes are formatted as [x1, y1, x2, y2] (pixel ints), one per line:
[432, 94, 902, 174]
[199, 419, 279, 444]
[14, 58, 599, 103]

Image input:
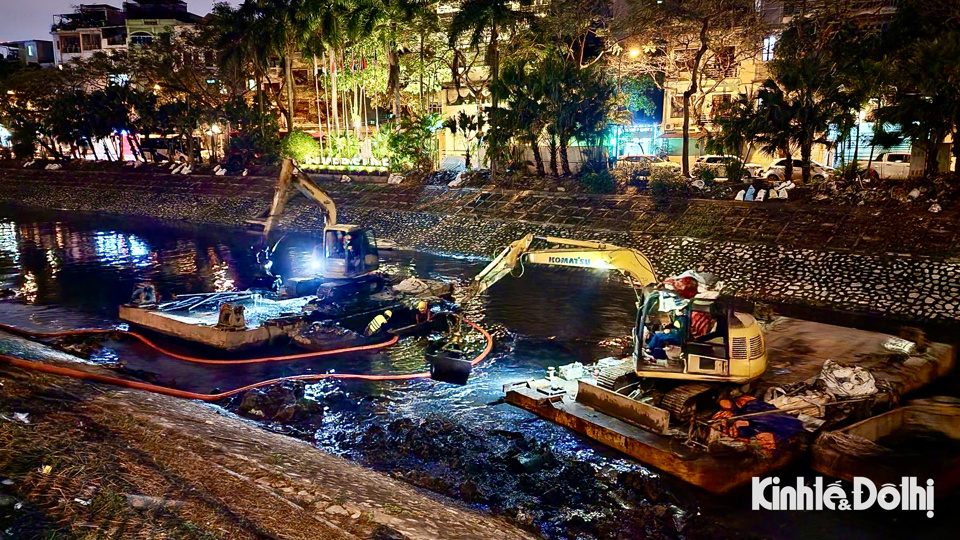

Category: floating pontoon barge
[504, 318, 955, 494]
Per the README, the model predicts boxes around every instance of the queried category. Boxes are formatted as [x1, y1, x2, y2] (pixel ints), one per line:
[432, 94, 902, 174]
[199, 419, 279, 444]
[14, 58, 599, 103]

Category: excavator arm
[262, 159, 338, 237]
[467, 234, 659, 301]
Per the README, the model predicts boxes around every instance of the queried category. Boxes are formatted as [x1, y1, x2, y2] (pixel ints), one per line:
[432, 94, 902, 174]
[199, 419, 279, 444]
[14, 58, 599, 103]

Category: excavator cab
[635, 292, 766, 383]
[321, 225, 380, 279]
[253, 159, 383, 284]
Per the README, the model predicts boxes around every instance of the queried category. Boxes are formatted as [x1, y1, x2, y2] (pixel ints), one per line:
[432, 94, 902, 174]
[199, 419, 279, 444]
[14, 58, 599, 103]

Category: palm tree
[538, 53, 585, 176]
[352, 0, 435, 120]
[874, 21, 960, 175]
[750, 81, 796, 182]
[448, 0, 532, 179]
[220, 0, 346, 134]
[768, 6, 877, 182]
[444, 110, 485, 170]
[497, 60, 546, 176]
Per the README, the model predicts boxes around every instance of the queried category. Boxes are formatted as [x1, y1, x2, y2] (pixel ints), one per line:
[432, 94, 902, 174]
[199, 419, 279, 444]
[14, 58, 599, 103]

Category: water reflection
[94, 231, 153, 267]
[17, 271, 37, 303]
[0, 221, 19, 267]
[0, 209, 641, 464]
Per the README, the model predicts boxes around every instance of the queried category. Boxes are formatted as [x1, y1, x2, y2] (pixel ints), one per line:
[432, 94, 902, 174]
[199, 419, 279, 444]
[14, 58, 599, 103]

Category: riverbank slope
[0, 331, 534, 540]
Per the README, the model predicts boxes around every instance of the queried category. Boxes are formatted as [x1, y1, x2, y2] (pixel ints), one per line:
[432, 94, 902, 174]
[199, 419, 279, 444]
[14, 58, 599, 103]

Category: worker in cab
[646, 308, 689, 359]
[365, 310, 392, 337]
[415, 301, 432, 324]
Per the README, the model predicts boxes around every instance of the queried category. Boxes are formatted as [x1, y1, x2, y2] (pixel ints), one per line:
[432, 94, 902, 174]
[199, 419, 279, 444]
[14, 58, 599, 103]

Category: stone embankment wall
[1, 167, 958, 323]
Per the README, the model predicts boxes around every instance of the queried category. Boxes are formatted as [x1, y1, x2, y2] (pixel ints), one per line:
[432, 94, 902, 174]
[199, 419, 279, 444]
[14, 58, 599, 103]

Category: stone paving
[1, 168, 958, 323]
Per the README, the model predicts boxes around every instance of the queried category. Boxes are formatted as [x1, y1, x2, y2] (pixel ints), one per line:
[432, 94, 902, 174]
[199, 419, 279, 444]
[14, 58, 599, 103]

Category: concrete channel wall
[1, 167, 959, 324]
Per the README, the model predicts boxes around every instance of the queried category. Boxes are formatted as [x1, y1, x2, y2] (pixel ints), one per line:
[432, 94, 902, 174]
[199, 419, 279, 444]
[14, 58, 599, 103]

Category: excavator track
[596, 361, 638, 391]
[660, 383, 715, 422]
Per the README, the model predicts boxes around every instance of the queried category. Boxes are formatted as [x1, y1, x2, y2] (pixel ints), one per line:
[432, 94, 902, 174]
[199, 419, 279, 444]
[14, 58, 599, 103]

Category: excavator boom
[262, 159, 338, 237]
[469, 234, 659, 300]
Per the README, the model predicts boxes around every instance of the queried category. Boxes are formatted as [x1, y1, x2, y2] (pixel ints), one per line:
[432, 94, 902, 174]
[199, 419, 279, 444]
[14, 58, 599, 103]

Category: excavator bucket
[427, 348, 472, 385]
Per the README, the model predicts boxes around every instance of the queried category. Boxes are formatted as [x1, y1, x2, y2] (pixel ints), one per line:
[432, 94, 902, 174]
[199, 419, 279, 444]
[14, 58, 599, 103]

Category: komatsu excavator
[248, 159, 381, 297]
[463, 234, 768, 420]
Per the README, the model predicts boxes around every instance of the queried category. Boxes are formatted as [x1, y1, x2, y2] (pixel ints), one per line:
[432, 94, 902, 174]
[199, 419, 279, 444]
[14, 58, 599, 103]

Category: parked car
[856, 152, 911, 180]
[615, 155, 681, 176]
[693, 154, 764, 180]
[763, 158, 834, 183]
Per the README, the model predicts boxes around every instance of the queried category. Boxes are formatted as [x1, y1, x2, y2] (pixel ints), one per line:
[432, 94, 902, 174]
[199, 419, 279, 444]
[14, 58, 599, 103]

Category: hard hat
[383, 310, 392, 318]
[417, 301, 428, 311]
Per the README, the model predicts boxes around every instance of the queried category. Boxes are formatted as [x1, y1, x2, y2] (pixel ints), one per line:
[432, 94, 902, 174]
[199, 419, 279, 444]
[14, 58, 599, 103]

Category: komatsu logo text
[547, 256, 592, 266]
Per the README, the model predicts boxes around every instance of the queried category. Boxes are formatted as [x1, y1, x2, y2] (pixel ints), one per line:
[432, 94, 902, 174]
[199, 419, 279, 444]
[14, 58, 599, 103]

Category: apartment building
[51, 1, 201, 66]
[0, 40, 55, 66]
[658, 0, 899, 167]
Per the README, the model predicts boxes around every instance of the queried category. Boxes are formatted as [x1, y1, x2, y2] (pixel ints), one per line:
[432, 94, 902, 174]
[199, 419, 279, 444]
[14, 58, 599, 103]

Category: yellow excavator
[248, 159, 381, 296]
[463, 234, 768, 418]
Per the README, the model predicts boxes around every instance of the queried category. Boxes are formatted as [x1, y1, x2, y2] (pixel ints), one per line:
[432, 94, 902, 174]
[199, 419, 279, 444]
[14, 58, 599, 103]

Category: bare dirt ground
[0, 362, 536, 540]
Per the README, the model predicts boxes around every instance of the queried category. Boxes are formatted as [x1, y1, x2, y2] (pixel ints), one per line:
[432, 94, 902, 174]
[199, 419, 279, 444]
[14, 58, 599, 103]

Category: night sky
[0, 1, 239, 43]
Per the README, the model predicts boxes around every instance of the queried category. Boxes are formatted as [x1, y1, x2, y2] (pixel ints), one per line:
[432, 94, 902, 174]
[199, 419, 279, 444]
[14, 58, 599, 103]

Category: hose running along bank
[0, 319, 494, 402]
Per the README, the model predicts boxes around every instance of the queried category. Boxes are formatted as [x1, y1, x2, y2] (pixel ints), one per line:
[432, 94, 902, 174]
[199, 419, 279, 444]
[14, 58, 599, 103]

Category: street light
[629, 48, 640, 58]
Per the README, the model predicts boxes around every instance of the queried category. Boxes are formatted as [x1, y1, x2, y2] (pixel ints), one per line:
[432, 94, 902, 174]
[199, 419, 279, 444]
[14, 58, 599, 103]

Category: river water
[0, 207, 953, 540]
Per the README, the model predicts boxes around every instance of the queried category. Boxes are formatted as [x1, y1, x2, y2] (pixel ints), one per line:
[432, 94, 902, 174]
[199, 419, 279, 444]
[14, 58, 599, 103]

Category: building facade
[51, 1, 200, 66]
[657, 0, 900, 168]
[0, 40, 55, 66]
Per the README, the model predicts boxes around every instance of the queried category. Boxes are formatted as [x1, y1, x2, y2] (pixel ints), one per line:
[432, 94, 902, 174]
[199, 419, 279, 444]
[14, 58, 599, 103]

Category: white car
[693, 155, 764, 180]
[856, 152, 911, 180]
[763, 158, 834, 183]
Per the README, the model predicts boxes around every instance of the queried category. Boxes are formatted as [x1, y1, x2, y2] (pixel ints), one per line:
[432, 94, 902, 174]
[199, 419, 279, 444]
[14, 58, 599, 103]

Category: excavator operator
[646, 308, 689, 360]
[325, 230, 344, 258]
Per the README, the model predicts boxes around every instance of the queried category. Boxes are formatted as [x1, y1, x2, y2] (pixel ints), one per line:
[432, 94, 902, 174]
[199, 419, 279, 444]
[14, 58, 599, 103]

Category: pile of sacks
[734, 180, 796, 202]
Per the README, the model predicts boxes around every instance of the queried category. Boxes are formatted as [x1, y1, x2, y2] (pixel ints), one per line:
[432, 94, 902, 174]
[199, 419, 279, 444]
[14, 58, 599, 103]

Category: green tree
[768, 3, 878, 182]
[353, 0, 435, 118]
[708, 82, 796, 181]
[443, 110, 485, 170]
[874, 0, 960, 175]
[497, 60, 545, 176]
[448, 0, 532, 180]
[225, 0, 346, 133]
[539, 53, 580, 176]
[0, 65, 68, 160]
[621, 0, 765, 177]
[383, 113, 438, 172]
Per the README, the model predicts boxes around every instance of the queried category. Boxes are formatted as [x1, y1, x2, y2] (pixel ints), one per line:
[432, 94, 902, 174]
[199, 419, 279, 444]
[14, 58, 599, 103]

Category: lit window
[27, 45, 35, 57]
[129, 33, 153, 46]
[762, 36, 777, 62]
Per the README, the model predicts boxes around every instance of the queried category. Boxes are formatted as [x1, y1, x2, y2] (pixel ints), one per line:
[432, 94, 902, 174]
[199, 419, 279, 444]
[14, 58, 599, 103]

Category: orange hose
[0, 354, 423, 401]
[0, 317, 495, 400]
[0, 322, 398, 365]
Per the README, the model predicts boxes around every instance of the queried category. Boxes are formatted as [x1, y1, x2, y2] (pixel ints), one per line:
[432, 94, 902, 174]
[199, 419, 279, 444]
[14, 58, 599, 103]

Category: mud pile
[233, 381, 324, 434]
[340, 415, 741, 540]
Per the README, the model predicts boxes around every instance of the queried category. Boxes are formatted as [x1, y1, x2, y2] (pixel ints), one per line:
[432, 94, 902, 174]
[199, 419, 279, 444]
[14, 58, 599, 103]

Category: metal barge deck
[119, 294, 311, 351]
[504, 318, 955, 494]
